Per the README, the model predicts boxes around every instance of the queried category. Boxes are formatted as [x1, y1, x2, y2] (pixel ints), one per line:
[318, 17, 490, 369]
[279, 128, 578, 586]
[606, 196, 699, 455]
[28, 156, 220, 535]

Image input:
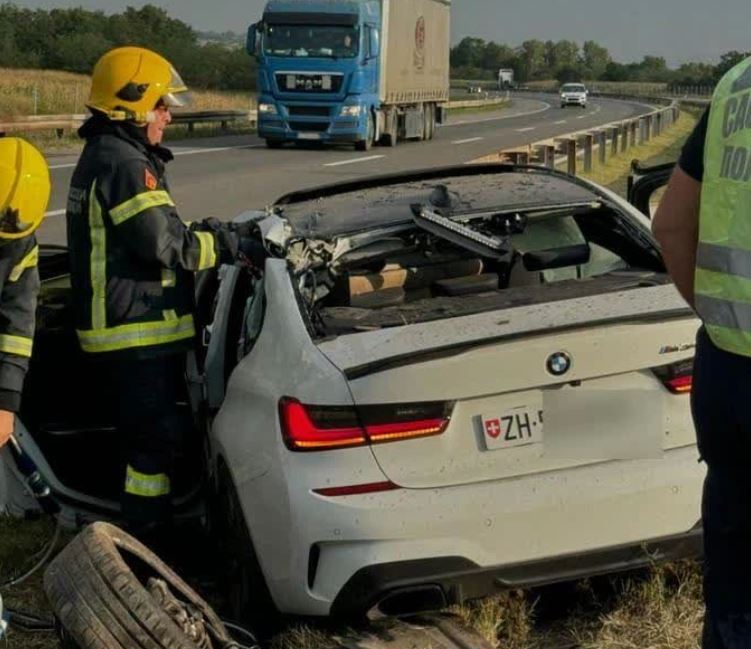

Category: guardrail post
[544, 144, 556, 168]
[611, 127, 619, 156]
[645, 115, 652, 141]
[639, 118, 647, 143]
[656, 113, 662, 136]
[598, 131, 607, 165]
[621, 124, 629, 153]
[566, 139, 577, 175]
[630, 122, 638, 147]
[584, 134, 594, 172]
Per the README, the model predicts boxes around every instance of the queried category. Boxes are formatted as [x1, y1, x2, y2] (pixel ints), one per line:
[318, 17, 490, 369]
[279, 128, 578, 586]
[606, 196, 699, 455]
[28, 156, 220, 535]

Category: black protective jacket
[66, 116, 238, 358]
[0, 235, 39, 411]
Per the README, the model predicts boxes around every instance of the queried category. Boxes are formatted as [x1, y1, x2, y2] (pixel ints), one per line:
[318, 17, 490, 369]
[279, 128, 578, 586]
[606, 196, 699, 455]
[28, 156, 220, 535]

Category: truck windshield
[264, 24, 359, 58]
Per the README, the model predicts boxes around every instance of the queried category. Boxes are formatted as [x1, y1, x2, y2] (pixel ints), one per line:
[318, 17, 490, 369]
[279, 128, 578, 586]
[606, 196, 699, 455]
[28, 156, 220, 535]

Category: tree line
[451, 37, 750, 87]
[0, 3, 257, 90]
[1, 3, 748, 91]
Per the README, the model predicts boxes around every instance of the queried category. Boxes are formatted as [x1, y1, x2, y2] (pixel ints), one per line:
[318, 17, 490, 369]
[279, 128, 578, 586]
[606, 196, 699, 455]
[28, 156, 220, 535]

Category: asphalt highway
[38, 93, 657, 246]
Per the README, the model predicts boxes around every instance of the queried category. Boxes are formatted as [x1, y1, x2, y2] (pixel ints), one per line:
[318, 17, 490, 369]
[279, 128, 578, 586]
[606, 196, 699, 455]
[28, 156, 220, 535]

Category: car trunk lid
[316, 284, 699, 489]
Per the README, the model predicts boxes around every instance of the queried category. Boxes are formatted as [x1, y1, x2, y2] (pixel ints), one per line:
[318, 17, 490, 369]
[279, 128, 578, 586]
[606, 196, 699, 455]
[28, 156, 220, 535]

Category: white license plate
[297, 132, 321, 140]
[482, 405, 543, 450]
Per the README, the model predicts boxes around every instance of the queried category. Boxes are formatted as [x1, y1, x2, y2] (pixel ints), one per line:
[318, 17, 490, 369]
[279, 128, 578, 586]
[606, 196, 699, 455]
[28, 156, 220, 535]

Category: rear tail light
[279, 398, 453, 452]
[653, 359, 693, 394]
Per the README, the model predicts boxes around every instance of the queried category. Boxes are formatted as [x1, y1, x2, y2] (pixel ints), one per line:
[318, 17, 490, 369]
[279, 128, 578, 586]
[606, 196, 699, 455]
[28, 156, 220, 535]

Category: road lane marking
[452, 137, 484, 145]
[45, 209, 66, 217]
[49, 143, 263, 171]
[174, 144, 263, 156]
[448, 101, 551, 126]
[516, 127, 536, 132]
[553, 120, 567, 125]
[323, 155, 385, 167]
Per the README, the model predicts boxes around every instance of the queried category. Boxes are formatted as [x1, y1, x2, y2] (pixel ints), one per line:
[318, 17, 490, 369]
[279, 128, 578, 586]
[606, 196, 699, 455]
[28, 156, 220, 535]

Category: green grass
[0, 516, 62, 649]
[448, 99, 512, 116]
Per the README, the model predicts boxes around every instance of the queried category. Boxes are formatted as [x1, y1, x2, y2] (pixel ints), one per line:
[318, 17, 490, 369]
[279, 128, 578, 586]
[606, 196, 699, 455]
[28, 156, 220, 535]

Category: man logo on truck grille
[414, 16, 425, 70]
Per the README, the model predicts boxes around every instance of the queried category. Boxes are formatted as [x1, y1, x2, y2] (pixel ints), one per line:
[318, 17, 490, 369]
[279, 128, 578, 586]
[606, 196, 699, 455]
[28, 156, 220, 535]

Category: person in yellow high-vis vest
[654, 55, 751, 648]
[0, 138, 49, 450]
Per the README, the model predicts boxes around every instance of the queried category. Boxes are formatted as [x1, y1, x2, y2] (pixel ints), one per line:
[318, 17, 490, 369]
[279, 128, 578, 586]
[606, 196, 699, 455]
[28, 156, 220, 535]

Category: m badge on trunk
[547, 352, 572, 376]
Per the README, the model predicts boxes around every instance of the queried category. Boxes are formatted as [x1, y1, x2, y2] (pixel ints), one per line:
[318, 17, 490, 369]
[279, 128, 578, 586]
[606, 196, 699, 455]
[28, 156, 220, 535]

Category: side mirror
[246, 23, 259, 57]
[367, 27, 380, 60]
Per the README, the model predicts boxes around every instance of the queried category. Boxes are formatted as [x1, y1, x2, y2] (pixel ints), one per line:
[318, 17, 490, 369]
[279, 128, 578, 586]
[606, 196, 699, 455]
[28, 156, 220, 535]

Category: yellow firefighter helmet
[0, 138, 51, 240]
[87, 46, 191, 124]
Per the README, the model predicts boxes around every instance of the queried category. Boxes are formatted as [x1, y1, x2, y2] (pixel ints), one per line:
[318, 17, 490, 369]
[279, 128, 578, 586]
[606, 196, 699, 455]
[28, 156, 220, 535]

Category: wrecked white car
[1, 163, 703, 624]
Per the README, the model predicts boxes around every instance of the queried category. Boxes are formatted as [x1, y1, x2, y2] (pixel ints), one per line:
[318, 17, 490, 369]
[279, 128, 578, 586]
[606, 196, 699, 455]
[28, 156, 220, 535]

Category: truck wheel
[356, 113, 375, 151]
[44, 522, 235, 649]
[421, 106, 430, 141]
[265, 139, 284, 149]
[210, 461, 282, 639]
[426, 104, 436, 140]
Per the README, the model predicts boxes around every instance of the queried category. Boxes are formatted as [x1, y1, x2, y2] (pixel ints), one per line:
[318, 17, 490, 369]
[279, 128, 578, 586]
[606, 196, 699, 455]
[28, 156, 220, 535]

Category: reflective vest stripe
[9, 245, 39, 283]
[0, 334, 33, 358]
[161, 268, 176, 288]
[110, 190, 175, 226]
[89, 183, 107, 330]
[124, 465, 171, 498]
[697, 242, 751, 278]
[696, 294, 751, 331]
[195, 231, 217, 271]
[77, 314, 195, 354]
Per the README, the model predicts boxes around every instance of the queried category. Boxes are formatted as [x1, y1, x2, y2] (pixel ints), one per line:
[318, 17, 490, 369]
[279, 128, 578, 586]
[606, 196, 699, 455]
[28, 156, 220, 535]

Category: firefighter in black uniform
[0, 138, 49, 450]
[66, 46, 260, 532]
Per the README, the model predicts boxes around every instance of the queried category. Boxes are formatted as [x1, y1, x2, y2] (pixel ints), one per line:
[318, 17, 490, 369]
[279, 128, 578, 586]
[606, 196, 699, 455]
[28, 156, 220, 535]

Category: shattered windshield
[264, 24, 359, 58]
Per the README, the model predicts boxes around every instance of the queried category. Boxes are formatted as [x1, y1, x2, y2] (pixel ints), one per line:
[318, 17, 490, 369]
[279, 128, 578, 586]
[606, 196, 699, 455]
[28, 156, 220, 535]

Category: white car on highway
[560, 83, 589, 108]
[1, 163, 703, 626]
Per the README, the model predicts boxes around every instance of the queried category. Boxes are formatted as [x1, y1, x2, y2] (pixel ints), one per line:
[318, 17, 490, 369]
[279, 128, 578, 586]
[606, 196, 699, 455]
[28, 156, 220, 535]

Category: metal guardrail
[472, 99, 682, 177]
[0, 110, 259, 138]
[2, 97, 512, 138]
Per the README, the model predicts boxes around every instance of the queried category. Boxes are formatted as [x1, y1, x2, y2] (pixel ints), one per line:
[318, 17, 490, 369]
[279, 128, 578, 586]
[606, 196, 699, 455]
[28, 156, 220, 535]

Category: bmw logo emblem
[547, 352, 572, 376]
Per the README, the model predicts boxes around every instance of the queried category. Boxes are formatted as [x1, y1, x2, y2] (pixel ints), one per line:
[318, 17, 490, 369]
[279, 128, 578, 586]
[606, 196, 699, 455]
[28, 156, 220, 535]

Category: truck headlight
[259, 103, 278, 115]
[339, 105, 363, 117]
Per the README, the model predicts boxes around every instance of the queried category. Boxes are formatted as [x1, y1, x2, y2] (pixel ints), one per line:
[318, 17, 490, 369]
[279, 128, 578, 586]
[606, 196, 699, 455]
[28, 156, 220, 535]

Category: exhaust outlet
[374, 585, 448, 617]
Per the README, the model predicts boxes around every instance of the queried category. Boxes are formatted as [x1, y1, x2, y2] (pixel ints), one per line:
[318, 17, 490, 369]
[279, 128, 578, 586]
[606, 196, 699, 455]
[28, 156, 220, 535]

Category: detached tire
[44, 522, 233, 649]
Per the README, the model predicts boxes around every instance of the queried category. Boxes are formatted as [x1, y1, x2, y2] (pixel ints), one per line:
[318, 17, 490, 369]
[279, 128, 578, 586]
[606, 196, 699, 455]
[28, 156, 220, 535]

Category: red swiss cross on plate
[484, 419, 502, 439]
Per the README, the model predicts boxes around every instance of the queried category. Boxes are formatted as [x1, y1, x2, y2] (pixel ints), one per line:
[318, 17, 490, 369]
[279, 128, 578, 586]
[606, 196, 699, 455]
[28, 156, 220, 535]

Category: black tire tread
[45, 522, 228, 649]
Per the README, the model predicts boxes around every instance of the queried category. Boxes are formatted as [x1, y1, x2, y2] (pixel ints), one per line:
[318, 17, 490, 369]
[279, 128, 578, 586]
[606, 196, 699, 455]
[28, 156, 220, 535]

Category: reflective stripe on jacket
[696, 56, 751, 356]
[0, 235, 39, 411]
[66, 116, 237, 357]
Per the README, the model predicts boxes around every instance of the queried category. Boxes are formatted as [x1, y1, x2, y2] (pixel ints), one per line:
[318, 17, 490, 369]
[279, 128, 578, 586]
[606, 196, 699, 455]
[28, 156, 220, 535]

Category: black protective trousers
[692, 328, 751, 648]
[114, 354, 187, 531]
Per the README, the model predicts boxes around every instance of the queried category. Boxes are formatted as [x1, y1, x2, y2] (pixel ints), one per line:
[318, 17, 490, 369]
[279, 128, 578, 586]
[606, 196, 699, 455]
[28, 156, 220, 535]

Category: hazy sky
[10, 0, 751, 66]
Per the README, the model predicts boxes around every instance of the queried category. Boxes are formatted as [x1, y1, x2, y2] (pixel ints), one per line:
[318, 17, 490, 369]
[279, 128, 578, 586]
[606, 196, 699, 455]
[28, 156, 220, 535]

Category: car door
[627, 160, 675, 218]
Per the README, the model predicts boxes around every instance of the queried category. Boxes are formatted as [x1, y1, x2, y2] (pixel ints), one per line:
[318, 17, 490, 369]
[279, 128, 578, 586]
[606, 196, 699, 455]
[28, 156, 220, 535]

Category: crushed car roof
[274, 166, 602, 238]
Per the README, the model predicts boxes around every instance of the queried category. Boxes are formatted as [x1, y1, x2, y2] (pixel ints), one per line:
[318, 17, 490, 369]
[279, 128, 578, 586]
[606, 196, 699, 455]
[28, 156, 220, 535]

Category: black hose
[6, 608, 56, 632]
[0, 520, 61, 589]
[221, 619, 259, 649]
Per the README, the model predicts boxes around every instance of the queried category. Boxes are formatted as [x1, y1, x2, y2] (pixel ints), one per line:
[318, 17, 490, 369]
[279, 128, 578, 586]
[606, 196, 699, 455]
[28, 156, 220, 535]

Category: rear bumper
[331, 525, 703, 616]
[245, 445, 705, 616]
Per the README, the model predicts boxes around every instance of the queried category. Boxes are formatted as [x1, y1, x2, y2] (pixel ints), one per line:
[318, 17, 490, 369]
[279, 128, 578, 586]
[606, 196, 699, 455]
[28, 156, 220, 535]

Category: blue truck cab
[248, 0, 382, 150]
